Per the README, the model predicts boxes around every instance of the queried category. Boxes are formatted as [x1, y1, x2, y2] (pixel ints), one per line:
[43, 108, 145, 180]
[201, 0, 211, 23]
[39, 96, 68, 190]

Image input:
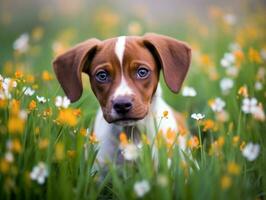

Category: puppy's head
[53, 33, 191, 125]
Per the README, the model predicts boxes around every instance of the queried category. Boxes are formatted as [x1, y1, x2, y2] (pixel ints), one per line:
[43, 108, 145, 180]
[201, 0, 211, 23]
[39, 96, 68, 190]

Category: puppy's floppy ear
[143, 33, 191, 93]
[53, 39, 100, 102]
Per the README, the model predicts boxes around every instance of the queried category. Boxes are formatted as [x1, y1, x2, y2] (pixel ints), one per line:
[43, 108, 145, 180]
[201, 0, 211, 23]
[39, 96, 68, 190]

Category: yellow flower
[163, 110, 168, 118]
[233, 50, 244, 66]
[8, 117, 25, 134]
[10, 100, 20, 115]
[238, 85, 248, 97]
[220, 175, 232, 190]
[0, 99, 8, 108]
[67, 150, 76, 158]
[166, 128, 176, 147]
[227, 162, 240, 175]
[28, 100, 37, 111]
[217, 136, 225, 147]
[0, 159, 10, 174]
[55, 142, 65, 161]
[89, 133, 98, 144]
[248, 48, 262, 63]
[240, 141, 246, 151]
[232, 136, 240, 146]
[119, 132, 128, 146]
[38, 138, 49, 150]
[56, 108, 78, 126]
[80, 128, 87, 136]
[42, 70, 53, 81]
[11, 139, 22, 153]
[26, 74, 35, 84]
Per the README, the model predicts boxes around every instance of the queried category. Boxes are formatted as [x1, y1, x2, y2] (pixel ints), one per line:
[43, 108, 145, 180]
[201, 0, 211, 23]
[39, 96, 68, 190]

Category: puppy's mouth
[112, 117, 143, 126]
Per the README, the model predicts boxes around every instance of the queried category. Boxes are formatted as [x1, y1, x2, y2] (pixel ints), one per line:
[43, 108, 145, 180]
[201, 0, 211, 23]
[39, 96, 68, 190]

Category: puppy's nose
[113, 97, 132, 114]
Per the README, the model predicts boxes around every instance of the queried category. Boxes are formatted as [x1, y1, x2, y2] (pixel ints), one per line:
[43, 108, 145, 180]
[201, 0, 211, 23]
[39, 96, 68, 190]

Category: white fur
[113, 36, 133, 98]
[94, 84, 187, 164]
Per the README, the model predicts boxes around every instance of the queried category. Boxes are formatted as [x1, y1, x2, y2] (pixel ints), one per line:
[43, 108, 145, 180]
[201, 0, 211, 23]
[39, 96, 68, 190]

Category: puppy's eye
[136, 67, 150, 79]
[95, 70, 110, 83]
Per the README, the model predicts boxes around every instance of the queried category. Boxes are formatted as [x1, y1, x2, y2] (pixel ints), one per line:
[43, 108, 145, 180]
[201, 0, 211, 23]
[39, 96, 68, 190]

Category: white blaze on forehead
[113, 36, 133, 98]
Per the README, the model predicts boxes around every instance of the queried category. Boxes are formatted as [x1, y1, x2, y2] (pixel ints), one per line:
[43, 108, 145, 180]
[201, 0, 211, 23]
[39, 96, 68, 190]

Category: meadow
[0, 1, 265, 199]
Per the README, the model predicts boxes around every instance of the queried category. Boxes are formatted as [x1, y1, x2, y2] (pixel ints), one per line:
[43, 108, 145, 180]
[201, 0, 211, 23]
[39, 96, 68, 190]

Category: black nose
[113, 97, 132, 114]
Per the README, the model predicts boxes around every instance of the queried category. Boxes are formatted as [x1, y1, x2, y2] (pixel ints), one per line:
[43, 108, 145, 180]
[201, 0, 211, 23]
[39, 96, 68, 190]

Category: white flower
[122, 144, 139, 161]
[182, 86, 197, 97]
[55, 96, 70, 108]
[242, 142, 260, 161]
[19, 110, 28, 120]
[210, 97, 226, 112]
[30, 162, 48, 185]
[260, 48, 266, 61]
[0, 78, 17, 99]
[5, 151, 14, 163]
[241, 97, 257, 114]
[252, 105, 265, 121]
[226, 66, 239, 77]
[191, 113, 205, 121]
[220, 78, 234, 94]
[223, 14, 237, 26]
[36, 96, 47, 103]
[134, 180, 150, 197]
[254, 81, 263, 91]
[13, 33, 29, 53]
[23, 86, 35, 96]
[220, 53, 235, 68]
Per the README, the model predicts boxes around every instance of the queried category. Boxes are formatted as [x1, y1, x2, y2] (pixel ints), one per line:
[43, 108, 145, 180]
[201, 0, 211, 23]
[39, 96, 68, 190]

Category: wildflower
[182, 86, 197, 97]
[227, 162, 240, 175]
[79, 128, 88, 137]
[251, 104, 265, 121]
[30, 162, 48, 184]
[42, 108, 52, 118]
[220, 53, 235, 68]
[15, 70, 24, 79]
[26, 74, 35, 83]
[22, 87, 35, 96]
[8, 117, 25, 134]
[36, 96, 47, 103]
[122, 143, 139, 161]
[38, 138, 49, 150]
[119, 132, 128, 146]
[241, 97, 257, 114]
[13, 33, 29, 53]
[232, 136, 240, 146]
[220, 175, 232, 190]
[72, 108, 81, 117]
[238, 86, 248, 97]
[28, 100, 37, 111]
[223, 13, 237, 26]
[209, 97, 225, 112]
[134, 180, 150, 197]
[163, 110, 168, 118]
[254, 81, 263, 91]
[0, 77, 17, 99]
[187, 136, 199, 149]
[216, 110, 229, 122]
[201, 119, 218, 132]
[56, 108, 78, 126]
[248, 48, 262, 63]
[10, 139, 22, 153]
[5, 152, 14, 163]
[220, 78, 234, 94]
[55, 96, 70, 108]
[42, 70, 53, 81]
[242, 142, 260, 161]
[191, 113, 205, 121]
[89, 133, 98, 144]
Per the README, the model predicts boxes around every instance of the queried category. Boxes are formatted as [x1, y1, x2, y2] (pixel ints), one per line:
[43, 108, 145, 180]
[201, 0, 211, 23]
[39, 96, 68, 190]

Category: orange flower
[201, 119, 218, 132]
[73, 108, 81, 117]
[89, 133, 98, 144]
[80, 128, 87, 136]
[233, 50, 244, 66]
[56, 108, 77, 126]
[238, 85, 248, 97]
[8, 117, 25, 134]
[248, 48, 262, 63]
[10, 100, 20, 115]
[11, 139, 22, 153]
[119, 132, 128, 146]
[28, 100, 37, 111]
[26, 74, 35, 83]
[187, 136, 199, 149]
[166, 128, 176, 147]
[14, 70, 24, 79]
[42, 70, 53, 81]
[0, 99, 8, 108]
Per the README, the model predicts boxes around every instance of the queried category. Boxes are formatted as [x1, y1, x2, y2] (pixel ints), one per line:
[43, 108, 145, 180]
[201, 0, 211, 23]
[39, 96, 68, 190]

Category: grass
[0, 3, 266, 200]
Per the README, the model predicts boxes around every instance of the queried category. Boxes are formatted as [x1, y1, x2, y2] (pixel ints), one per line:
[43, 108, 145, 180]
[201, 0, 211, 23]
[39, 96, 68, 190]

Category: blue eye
[95, 70, 110, 83]
[136, 67, 150, 79]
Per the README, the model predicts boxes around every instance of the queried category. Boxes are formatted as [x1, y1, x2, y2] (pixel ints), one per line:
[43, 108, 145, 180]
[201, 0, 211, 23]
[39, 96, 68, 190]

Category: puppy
[53, 33, 191, 165]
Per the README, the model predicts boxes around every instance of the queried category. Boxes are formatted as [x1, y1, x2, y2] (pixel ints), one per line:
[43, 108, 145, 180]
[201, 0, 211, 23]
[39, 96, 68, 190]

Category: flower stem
[197, 122, 204, 166]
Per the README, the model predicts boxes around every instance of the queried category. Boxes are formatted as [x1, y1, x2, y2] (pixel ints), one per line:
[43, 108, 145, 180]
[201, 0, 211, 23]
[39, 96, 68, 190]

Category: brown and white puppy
[53, 33, 191, 164]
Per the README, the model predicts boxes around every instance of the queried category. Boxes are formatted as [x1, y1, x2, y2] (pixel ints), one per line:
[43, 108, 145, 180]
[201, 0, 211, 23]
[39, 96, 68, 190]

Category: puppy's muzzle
[113, 96, 132, 115]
